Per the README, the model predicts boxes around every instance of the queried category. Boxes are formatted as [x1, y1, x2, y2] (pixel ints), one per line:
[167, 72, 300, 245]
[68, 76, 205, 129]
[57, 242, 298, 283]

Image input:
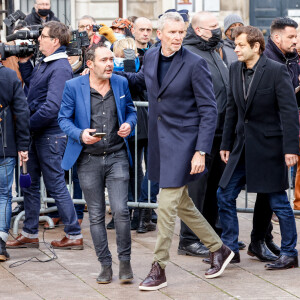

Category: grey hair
[79, 15, 96, 24]
[157, 12, 184, 31]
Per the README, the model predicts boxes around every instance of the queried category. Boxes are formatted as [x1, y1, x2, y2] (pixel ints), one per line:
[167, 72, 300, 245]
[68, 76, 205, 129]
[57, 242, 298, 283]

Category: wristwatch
[198, 151, 206, 156]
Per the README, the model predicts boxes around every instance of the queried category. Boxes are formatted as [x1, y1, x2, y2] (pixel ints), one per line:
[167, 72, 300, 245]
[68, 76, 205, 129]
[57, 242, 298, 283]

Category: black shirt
[242, 57, 260, 98]
[83, 88, 124, 155]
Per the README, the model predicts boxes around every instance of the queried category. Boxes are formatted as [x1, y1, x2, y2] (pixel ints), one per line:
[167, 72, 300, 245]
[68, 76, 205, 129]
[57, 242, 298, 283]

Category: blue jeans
[0, 157, 16, 242]
[22, 134, 81, 238]
[49, 163, 84, 219]
[218, 162, 298, 256]
[77, 149, 131, 265]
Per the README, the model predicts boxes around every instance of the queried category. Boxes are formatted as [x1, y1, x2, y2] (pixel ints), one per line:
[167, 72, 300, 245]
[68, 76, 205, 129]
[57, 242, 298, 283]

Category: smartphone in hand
[92, 133, 106, 138]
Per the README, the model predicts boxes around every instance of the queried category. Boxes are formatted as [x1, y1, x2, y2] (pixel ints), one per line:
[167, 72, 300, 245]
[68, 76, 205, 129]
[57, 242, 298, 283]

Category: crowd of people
[0, 0, 300, 292]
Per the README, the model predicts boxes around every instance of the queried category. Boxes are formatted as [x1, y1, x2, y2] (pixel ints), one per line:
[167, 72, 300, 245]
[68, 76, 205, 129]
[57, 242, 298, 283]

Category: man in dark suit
[120, 12, 234, 291]
[218, 26, 299, 270]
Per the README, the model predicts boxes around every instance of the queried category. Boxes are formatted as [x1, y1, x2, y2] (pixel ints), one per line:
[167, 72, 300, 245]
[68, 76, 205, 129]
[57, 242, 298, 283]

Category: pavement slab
[2, 191, 300, 299]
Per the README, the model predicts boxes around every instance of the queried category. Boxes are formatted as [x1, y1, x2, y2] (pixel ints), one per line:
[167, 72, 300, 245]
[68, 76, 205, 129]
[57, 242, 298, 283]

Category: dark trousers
[49, 162, 84, 219]
[218, 161, 297, 256]
[77, 149, 131, 265]
[180, 136, 225, 246]
[251, 194, 274, 243]
[22, 133, 81, 236]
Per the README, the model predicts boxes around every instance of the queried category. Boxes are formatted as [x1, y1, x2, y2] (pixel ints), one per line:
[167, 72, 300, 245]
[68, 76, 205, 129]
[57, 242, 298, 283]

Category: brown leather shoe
[6, 234, 39, 249]
[205, 244, 234, 279]
[44, 218, 61, 229]
[139, 262, 167, 291]
[51, 236, 84, 250]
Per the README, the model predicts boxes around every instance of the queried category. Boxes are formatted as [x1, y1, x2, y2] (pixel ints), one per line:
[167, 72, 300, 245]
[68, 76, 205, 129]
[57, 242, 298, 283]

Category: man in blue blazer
[58, 43, 137, 284]
[119, 12, 234, 291]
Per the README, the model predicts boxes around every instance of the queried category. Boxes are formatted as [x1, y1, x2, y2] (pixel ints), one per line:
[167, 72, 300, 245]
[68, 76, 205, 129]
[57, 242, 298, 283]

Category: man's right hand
[19, 54, 33, 63]
[220, 150, 230, 164]
[82, 129, 101, 144]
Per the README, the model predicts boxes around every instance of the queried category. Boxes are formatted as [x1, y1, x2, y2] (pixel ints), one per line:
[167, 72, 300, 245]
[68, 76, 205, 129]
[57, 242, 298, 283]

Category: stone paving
[1, 192, 300, 300]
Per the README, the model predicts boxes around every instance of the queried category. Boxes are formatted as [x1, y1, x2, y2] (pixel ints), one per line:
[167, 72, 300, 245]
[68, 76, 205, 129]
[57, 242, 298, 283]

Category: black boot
[106, 217, 115, 230]
[137, 208, 156, 233]
[11, 203, 24, 218]
[130, 210, 139, 230]
[119, 260, 133, 283]
[265, 239, 281, 256]
[97, 265, 113, 284]
[247, 241, 278, 262]
[0, 238, 10, 261]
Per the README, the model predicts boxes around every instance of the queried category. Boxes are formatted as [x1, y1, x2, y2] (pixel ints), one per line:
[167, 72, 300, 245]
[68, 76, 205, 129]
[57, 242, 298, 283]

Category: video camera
[66, 30, 90, 56]
[0, 10, 90, 61]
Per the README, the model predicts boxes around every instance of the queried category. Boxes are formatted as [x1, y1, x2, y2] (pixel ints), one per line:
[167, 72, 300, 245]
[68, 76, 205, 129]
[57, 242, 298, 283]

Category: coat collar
[158, 46, 185, 97]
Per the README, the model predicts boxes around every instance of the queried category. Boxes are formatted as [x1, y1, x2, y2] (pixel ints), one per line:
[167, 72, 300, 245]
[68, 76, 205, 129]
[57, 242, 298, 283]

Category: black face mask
[206, 28, 222, 48]
[38, 9, 50, 17]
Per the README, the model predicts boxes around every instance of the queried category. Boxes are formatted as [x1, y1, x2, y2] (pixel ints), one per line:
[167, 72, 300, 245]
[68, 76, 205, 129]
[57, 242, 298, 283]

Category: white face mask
[114, 32, 125, 41]
[15, 39, 33, 46]
[114, 57, 125, 68]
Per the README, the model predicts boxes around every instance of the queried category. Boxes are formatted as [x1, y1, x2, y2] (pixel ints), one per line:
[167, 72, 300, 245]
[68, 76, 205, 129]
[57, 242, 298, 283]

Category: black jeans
[180, 136, 225, 246]
[77, 149, 131, 265]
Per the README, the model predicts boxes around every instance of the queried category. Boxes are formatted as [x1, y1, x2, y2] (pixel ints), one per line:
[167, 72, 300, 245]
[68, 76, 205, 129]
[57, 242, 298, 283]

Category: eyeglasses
[78, 25, 91, 30]
[40, 34, 53, 40]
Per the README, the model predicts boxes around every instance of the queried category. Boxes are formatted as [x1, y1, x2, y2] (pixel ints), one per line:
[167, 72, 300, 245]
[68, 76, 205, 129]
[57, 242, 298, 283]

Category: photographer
[7, 21, 83, 250]
[0, 58, 30, 261]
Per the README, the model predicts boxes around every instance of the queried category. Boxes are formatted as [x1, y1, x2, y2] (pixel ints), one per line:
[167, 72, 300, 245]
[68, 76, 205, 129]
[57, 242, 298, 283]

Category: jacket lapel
[110, 74, 123, 125]
[150, 47, 160, 96]
[158, 47, 185, 97]
[236, 62, 246, 111]
[81, 74, 91, 127]
[245, 55, 267, 111]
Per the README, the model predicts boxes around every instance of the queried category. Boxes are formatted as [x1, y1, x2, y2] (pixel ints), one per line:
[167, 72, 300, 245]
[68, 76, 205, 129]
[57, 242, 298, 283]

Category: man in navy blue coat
[120, 12, 234, 291]
[7, 21, 83, 250]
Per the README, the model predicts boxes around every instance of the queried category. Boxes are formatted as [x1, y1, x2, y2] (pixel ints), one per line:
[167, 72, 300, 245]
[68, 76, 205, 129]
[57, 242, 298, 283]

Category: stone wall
[73, 0, 250, 29]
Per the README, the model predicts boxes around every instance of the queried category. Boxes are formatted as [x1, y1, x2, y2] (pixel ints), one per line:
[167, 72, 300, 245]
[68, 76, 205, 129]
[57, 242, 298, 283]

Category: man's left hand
[285, 154, 298, 167]
[118, 123, 131, 138]
[190, 151, 205, 174]
[18, 151, 28, 166]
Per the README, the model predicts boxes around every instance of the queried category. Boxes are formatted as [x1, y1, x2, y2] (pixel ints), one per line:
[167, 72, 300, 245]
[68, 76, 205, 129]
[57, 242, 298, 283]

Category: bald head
[133, 17, 153, 49]
[191, 12, 219, 41]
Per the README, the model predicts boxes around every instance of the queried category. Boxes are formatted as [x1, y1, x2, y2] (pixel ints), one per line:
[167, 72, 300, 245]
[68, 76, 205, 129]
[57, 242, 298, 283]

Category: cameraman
[7, 21, 83, 250]
[0, 59, 30, 261]
[25, 0, 59, 26]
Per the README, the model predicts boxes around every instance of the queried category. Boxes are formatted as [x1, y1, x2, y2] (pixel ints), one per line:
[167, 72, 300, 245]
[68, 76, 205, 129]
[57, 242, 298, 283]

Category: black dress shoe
[11, 203, 24, 218]
[266, 240, 281, 256]
[247, 241, 278, 262]
[203, 252, 240, 264]
[238, 241, 246, 250]
[265, 255, 298, 270]
[178, 241, 209, 257]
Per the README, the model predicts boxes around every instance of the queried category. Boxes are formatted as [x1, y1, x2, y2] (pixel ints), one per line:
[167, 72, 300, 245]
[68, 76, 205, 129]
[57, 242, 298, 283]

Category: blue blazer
[58, 74, 137, 170]
[122, 46, 217, 188]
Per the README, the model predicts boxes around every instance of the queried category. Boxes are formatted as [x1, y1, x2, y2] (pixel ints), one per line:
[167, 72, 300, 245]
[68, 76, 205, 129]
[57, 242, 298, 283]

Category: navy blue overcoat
[124, 46, 217, 188]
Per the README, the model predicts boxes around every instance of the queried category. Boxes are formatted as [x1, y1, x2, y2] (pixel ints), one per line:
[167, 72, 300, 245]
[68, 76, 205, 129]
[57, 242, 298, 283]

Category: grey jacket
[183, 26, 229, 136]
[223, 38, 238, 68]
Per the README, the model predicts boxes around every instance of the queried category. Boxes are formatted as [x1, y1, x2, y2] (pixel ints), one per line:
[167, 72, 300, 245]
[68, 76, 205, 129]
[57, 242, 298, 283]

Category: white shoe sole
[205, 250, 234, 279]
[139, 281, 167, 291]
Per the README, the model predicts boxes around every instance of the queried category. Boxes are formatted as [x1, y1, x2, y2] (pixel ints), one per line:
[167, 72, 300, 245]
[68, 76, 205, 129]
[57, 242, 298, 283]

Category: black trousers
[179, 136, 225, 246]
[251, 194, 274, 242]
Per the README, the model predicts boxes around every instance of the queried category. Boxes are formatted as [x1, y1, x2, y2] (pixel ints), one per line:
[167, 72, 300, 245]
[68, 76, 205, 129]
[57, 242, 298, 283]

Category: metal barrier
[11, 101, 300, 233]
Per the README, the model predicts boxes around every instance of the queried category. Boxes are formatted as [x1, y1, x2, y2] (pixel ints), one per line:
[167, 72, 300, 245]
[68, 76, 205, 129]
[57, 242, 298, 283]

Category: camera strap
[0, 65, 8, 147]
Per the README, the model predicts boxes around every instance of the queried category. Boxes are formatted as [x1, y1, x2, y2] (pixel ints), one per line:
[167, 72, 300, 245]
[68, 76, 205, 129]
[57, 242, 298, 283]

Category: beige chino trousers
[154, 185, 223, 269]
